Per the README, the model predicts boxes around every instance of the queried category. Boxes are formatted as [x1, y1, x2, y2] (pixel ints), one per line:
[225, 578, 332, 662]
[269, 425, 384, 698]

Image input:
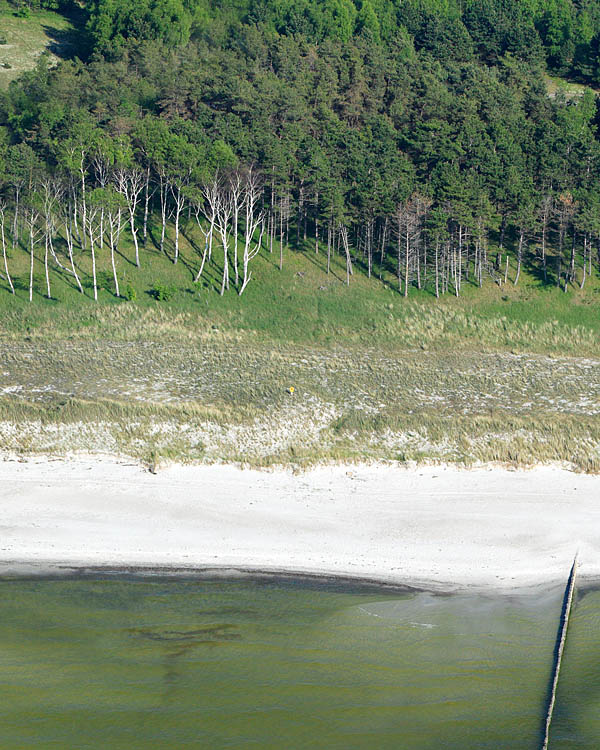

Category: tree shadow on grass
[41, 20, 89, 60]
[301, 246, 345, 284]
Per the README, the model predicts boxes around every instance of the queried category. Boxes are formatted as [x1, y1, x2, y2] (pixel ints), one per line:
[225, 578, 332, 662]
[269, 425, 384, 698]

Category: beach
[1, 457, 598, 591]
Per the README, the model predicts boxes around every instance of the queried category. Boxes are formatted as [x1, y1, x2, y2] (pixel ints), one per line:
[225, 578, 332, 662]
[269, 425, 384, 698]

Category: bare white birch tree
[193, 174, 220, 283]
[40, 176, 62, 299]
[60, 184, 84, 294]
[115, 166, 144, 267]
[239, 166, 265, 295]
[0, 202, 14, 294]
[229, 169, 243, 286]
[25, 202, 42, 302]
[169, 173, 187, 264]
[215, 179, 233, 296]
[104, 189, 125, 297]
[86, 198, 102, 302]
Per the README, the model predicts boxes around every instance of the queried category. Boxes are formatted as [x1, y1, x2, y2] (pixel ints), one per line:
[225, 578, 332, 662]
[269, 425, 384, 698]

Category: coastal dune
[1, 458, 599, 590]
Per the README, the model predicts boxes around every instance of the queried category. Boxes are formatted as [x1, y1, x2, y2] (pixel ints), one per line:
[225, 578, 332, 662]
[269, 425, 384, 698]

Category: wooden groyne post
[541, 553, 579, 750]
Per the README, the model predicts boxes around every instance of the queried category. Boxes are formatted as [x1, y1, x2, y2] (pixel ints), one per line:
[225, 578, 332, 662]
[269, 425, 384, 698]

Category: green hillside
[2, 0, 600, 469]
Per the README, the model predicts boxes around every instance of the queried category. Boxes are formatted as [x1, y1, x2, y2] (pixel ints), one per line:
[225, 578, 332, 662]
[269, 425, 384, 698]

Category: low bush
[150, 282, 177, 301]
[123, 283, 137, 301]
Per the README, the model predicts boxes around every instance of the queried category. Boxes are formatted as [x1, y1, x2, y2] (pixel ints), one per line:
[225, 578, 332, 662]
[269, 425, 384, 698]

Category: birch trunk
[0, 208, 14, 294]
[159, 175, 167, 255]
[514, 229, 524, 285]
[90, 226, 98, 302]
[44, 233, 51, 299]
[29, 226, 34, 302]
[65, 216, 83, 293]
[143, 167, 150, 246]
[434, 240, 439, 298]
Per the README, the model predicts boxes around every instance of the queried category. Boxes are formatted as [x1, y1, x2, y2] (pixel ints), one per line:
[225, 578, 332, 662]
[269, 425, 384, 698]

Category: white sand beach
[1, 458, 598, 591]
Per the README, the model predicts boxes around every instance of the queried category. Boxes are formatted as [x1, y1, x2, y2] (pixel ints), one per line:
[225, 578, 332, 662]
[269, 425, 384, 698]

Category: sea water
[0, 577, 597, 749]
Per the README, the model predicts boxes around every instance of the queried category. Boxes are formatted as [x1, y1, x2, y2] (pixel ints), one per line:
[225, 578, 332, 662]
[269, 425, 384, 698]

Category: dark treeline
[2, 0, 600, 300]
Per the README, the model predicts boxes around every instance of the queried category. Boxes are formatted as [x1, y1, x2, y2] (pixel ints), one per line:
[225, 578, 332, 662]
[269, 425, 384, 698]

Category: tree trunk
[110, 214, 120, 297]
[279, 196, 284, 271]
[341, 225, 352, 286]
[434, 240, 439, 298]
[499, 213, 506, 251]
[297, 181, 303, 246]
[194, 233, 209, 282]
[13, 186, 20, 249]
[143, 166, 150, 246]
[397, 220, 402, 293]
[72, 192, 82, 249]
[80, 166, 87, 250]
[173, 187, 181, 264]
[65, 216, 83, 294]
[44, 234, 51, 299]
[160, 175, 167, 255]
[233, 204, 239, 285]
[0, 211, 14, 294]
[220, 236, 229, 296]
[90, 230, 97, 302]
[367, 220, 372, 279]
[567, 228, 576, 290]
[130, 208, 140, 267]
[457, 225, 463, 294]
[404, 220, 409, 298]
[580, 235, 587, 289]
[541, 218, 547, 282]
[29, 224, 34, 302]
[379, 217, 388, 279]
[514, 229, 524, 285]
[314, 192, 319, 254]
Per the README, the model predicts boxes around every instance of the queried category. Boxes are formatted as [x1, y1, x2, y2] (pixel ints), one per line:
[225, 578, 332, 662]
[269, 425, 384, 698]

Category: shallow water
[0, 577, 597, 749]
[549, 588, 600, 748]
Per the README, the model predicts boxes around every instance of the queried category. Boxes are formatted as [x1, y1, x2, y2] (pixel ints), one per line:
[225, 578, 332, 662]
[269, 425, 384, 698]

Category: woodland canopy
[2, 0, 600, 299]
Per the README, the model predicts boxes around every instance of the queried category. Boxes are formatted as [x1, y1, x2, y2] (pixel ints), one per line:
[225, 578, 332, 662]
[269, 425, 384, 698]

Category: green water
[550, 588, 600, 749]
[0, 577, 597, 749]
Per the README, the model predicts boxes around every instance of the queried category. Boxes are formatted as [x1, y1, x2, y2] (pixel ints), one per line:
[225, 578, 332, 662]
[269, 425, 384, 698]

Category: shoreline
[5, 562, 598, 599]
[1, 457, 599, 593]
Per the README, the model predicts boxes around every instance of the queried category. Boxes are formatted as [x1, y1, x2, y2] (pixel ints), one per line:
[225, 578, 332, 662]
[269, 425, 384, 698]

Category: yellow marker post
[287, 386, 295, 394]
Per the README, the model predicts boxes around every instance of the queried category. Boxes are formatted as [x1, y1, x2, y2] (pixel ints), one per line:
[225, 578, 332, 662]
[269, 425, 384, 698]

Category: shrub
[84, 271, 113, 292]
[123, 283, 137, 301]
[150, 282, 177, 301]
[97, 270, 113, 291]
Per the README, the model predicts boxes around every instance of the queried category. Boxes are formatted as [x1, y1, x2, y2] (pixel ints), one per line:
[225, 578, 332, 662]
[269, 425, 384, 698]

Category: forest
[2, 0, 600, 302]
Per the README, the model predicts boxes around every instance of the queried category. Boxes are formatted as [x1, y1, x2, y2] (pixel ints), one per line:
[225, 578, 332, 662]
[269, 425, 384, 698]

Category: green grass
[543, 73, 599, 100]
[0, 6, 82, 88]
[2, 217, 600, 356]
[1, 220, 600, 470]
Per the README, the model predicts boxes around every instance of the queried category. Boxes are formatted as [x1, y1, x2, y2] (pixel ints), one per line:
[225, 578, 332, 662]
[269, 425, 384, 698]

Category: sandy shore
[1, 457, 599, 591]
